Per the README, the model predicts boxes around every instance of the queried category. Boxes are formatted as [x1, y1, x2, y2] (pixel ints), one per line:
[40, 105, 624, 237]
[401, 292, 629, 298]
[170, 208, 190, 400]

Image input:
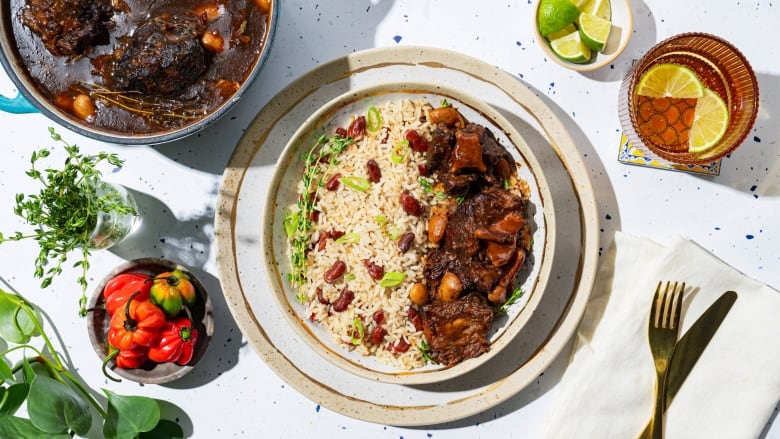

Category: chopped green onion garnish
[340, 176, 371, 192]
[419, 339, 434, 363]
[336, 232, 360, 244]
[375, 215, 388, 225]
[388, 226, 402, 240]
[391, 140, 409, 164]
[440, 98, 450, 107]
[345, 273, 356, 281]
[379, 271, 406, 287]
[419, 178, 433, 193]
[367, 106, 382, 132]
[351, 317, 364, 345]
[283, 211, 299, 238]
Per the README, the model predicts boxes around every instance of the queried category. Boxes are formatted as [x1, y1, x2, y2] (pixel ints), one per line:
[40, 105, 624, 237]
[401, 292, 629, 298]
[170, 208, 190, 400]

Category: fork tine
[670, 282, 684, 329]
[651, 280, 662, 328]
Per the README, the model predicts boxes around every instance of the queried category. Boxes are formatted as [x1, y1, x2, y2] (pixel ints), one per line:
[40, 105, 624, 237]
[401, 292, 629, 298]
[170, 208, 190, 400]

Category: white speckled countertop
[0, 1, 778, 437]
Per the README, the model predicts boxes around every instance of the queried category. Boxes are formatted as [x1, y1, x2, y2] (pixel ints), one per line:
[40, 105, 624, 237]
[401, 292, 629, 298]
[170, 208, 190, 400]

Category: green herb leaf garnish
[497, 287, 524, 313]
[379, 271, 407, 287]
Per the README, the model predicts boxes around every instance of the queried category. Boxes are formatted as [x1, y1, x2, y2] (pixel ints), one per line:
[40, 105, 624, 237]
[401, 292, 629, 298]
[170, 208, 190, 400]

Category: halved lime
[636, 63, 705, 98]
[537, 0, 581, 37]
[550, 31, 592, 63]
[689, 88, 730, 154]
[547, 24, 577, 41]
[578, 0, 611, 21]
[578, 13, 611, 52]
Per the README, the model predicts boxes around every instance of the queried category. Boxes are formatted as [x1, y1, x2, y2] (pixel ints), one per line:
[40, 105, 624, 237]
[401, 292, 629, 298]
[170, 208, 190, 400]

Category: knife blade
[638, 290, 738, 438]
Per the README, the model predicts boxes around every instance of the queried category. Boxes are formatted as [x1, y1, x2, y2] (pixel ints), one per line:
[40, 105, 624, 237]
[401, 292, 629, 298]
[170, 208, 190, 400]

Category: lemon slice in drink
[578, 13, 611, 52]
[689, 88, 730, 154]
[636, 63, 705, 98]
[550, 31, 592, 63]
[578, 0, 611, 20]
[537, 0, 581, 37]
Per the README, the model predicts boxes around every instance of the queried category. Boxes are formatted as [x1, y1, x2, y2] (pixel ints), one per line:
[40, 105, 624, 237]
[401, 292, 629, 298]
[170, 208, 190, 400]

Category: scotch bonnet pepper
[150, 268, 197, 318]
[148, 316, 199, 365]
[108, 293, 166, 350]
[103, 273, 152, 316]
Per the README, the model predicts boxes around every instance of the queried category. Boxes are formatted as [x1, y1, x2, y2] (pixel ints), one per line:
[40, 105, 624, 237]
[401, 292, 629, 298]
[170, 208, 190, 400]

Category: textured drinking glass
[618, 33, 759, 165]
[88, 182, 139, 249]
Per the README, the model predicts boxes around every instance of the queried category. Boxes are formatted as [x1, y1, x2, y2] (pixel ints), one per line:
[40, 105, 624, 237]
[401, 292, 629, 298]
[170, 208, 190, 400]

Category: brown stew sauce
[11, 0, 270, 135]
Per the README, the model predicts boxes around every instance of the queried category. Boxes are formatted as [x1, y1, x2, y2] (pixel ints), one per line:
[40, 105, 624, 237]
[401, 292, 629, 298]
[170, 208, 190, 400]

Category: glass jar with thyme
[0, 128, 139, 315]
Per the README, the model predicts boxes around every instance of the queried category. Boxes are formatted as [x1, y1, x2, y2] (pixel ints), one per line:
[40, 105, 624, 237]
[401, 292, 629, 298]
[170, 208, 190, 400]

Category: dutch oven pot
[0, 0, 278, 145]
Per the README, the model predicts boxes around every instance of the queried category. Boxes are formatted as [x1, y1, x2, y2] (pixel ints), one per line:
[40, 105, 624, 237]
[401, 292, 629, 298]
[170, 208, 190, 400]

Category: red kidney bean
[400, 190, 423, 216]
[407, 307, 423, 331]
[370, 326, 386, 345]
[405, 129, 428, 153]
[317, 233, 328, 252]
[380, 128, 390, 144]
[335, 127, 347, 137]
[366, 159, 381, 183]
[347, 116, 366, 140]
[325, 173, 342, 191]
[331, 287, 354, 312]
[372, 310, 385, 325]
[397, 232, 415, 253]
[362, 259, 384, 280]
[323, 260, 346, 283]
[417, 163, 430, 176]
[330, 230, 345, 240]
[316, 287, 329, 304]
[389, 338, 410, 354]
[309, 210, 320, 223]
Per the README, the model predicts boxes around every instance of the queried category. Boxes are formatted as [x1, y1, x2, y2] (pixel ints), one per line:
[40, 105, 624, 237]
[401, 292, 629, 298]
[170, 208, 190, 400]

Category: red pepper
[107, 293, 166, 350]
[106, 343, 148, 369]
[103, 273, 152, 316]
[148, 317, 199, 365]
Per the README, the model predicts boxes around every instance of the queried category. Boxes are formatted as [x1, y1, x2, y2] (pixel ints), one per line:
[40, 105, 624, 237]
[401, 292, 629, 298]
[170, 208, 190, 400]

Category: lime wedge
[578, 13, 611, 52]
[578, 0, 611, 21]
[547, 24, 577, 41]
[689, 88, 730, 154]
[550, 31, 592, 64]
[537, 0, 581, 37]
[636, 63, 705, 99]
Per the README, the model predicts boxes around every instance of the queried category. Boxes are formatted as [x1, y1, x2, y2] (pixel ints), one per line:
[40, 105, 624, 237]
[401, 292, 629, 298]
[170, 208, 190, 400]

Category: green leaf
[0, 382, 30, 416]
[103, 389, 160, 439]
[0, 415, 69, 439]
[0, 290, 41, 343]
[139, 419, 184, 439]
[0, 358, 12, 382]
[28, 374, 92, 435]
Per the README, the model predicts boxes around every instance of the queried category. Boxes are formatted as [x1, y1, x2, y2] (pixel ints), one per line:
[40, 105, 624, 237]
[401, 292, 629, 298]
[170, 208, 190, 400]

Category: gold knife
[638, 290, 738, 438]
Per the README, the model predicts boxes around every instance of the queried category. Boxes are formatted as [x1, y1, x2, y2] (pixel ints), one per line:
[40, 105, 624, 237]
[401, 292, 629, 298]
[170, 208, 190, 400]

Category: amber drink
[619, 33, 759, 165]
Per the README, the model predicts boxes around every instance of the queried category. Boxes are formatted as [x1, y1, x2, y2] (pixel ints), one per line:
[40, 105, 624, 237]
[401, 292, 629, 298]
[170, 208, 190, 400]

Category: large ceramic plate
[265, 82, 555, 384]
[215, 46, 599, 426]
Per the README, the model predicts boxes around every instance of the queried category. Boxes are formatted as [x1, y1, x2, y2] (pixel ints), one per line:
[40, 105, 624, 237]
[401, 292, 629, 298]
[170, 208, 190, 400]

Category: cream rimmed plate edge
[215, 46, 599, 426]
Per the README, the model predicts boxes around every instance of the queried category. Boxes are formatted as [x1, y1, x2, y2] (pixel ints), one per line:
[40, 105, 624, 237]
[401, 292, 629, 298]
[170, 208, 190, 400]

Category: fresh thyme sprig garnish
[0, 128, 137, 315]
[285, 134, 352, 302]
[497, 287, 524, 313]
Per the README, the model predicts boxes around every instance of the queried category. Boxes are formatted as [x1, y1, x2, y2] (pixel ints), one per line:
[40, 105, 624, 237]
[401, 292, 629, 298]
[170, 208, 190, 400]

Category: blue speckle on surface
[754, 136, 761, 142]
[393, 35, 402, 43]
[750, 185, 757, 192]
[714, 226, 721, 230]
[605, 214, 612, 220]
[516, 41, 522, 46]
[316, 404, 320, 412]
[746, 234, 755, 240]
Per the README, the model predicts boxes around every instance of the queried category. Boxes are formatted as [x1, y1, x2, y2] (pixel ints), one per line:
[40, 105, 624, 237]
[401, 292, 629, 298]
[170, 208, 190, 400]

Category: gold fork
[647, 280, 685, 439]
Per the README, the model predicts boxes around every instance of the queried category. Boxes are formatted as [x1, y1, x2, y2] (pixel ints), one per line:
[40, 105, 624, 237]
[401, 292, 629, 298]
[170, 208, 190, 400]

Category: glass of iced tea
[618, 33, 759, 165]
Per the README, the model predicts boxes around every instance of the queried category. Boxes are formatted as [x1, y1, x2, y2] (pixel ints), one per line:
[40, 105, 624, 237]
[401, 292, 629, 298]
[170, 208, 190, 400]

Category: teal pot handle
[0, 92, 39, 114]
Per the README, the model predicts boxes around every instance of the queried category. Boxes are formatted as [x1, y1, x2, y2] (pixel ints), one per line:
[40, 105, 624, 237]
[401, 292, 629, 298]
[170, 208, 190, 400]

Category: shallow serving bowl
[86, 258, 214, 384]
[533, 0, 633, 71]
[262, 82, 556, 384]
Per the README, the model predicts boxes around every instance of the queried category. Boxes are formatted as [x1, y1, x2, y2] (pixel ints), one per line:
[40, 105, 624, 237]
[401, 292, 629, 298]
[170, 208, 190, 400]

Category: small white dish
[533, 0, 634, 71]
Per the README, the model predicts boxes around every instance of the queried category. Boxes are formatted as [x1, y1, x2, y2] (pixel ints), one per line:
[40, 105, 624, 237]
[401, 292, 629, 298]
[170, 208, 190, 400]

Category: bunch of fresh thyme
[0, 128, 137, 315]
[284, 134, 352, 302]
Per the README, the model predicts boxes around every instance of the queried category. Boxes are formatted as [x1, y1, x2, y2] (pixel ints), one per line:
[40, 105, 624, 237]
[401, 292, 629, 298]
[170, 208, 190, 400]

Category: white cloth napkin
[542, 231, 780, 439]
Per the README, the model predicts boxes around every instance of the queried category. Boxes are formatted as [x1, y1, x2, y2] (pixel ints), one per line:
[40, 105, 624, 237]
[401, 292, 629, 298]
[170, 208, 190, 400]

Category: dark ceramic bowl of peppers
[87, 258, 214, 384]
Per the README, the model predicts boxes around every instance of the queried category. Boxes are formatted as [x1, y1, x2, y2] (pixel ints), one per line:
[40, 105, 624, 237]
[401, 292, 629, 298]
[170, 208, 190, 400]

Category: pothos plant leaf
[0, 291, 41, 343]
[0, 415, 71, 439]
[103, 389, 161, 439]
[27, 374, 92, 436]
[0, 382, 30, 416]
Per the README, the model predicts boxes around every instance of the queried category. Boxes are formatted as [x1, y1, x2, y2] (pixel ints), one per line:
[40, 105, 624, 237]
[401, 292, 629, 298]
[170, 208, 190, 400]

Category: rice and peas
[285, 98, 527, 370]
